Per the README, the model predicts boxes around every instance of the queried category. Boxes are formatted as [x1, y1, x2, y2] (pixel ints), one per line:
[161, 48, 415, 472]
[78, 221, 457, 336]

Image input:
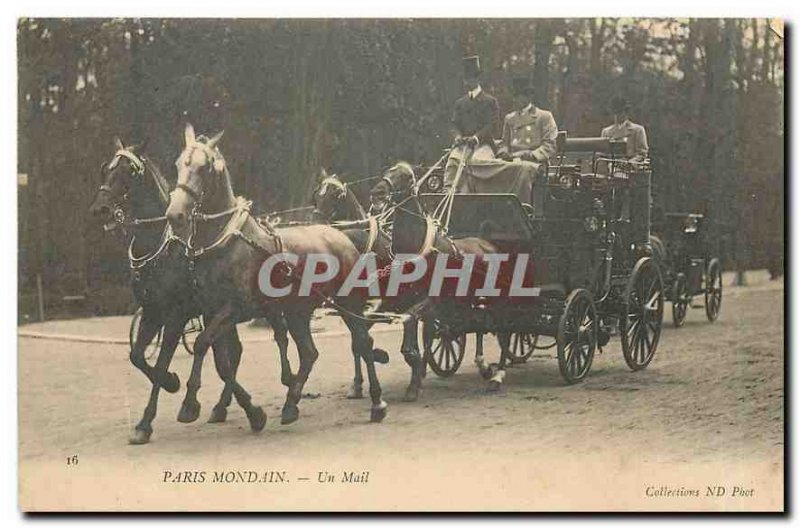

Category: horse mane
[391, 161, 416, 184]
[141, 155, 172, 206]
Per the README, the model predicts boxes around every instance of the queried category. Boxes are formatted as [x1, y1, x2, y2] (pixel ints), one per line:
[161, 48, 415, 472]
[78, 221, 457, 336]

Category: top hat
[463, 56, 482, 79]
[610, 95, 630, 114]
[512, 76, 535, 97]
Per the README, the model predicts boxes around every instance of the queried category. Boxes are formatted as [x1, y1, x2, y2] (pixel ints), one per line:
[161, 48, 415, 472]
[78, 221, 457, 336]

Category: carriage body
[416, 135, 664, 382]
[652, 212, 722, 327]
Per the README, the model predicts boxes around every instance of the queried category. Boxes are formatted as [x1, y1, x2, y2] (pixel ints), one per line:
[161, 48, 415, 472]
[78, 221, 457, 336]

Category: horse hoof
[487, 380, 502, 393]
[207, 406, 228, 424]
[128, 428, 152, 445]
[162, 372, 181, 394]
[177, 400, 201, 423]
[370, 402, 388, 423]
[372, 348, 390, 364]
[481, 363, 498, 381]
[281, 405, 299, 425]
[402, 386, 419, 402]
[346, 386, 364, 399]
[247, 406, 267, 432]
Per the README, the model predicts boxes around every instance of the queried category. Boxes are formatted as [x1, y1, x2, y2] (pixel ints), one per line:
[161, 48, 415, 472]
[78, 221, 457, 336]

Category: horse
[310, 164, 440, 401]
[165, 123, 389, 425]
[310, 168, 368, 224]
[373, 162, 519, 390]
[88, 138, 254, 444]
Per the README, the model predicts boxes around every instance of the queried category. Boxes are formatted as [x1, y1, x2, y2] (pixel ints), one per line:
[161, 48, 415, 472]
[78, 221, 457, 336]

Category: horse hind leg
[342, 313, 387, 423]
[487, 332, 510, 392]
[346, 316, 371, 400]
[347, 348, 365, 400]
[210, 322, 267, 433]
[474, 332, 492, 379]
[280, 309, 322, 425]
[400, 316, 424, 402]
[266, 311, 295, 388]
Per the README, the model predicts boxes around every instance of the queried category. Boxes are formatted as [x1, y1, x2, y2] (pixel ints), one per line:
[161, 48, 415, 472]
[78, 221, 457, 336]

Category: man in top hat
[601, 96, 649, 162]
[497, 76, 558, 163]
[444, 55, 500, 189]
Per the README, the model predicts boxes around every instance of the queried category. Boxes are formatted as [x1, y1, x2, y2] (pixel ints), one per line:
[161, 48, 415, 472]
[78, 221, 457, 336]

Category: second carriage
[413, 134, 665, 384]
[651, 211, 723, 328]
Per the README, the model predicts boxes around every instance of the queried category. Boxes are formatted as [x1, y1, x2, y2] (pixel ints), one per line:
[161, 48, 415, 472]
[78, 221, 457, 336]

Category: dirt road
[18, 274, 784, 511]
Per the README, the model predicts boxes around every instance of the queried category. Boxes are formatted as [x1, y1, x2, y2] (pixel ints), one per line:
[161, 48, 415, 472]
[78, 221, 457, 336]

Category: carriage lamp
[426, 174, 443, 192]
[114, 207, 126, 224]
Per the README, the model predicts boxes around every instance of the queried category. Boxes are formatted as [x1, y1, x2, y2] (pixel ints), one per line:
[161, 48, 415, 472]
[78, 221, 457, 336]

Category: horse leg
[129, 322, 183, 445]
[341, 313, 387, 423]
[280, 308, 321, 425]
[346, 317, 370, 400]
[129, 310, 179, 391]
[266, 310, 294, 388]
[488, 332, 510, 392]
[207, 326, 243, 424]
[474, 332, 492, 378]
[177, 307, 232, 423]
[208, 318, 267, 433]
[346, 350, 365, 400]
[400, 316, 424, 402]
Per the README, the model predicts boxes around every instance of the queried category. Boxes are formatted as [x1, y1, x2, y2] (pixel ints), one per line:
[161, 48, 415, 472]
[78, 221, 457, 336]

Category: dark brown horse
[375, 162, 519, 390]
[166, 124, 388, 426]
[310, 164, 439, 401]
[88, 139, 249, 444]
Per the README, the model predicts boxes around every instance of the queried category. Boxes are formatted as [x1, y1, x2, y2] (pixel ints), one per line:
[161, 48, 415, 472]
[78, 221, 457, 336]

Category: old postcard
[17, 16, 785, 512]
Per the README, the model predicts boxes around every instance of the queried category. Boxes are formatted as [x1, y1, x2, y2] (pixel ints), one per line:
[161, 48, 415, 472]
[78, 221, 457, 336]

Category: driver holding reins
[443, 55, 500, 191]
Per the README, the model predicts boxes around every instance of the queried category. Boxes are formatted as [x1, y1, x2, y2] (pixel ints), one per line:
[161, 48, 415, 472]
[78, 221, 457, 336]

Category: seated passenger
[497, 76, 558, 164]
[601, 96, 649, 163]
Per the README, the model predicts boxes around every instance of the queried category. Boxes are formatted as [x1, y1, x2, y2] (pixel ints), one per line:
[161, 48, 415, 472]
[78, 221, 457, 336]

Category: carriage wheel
[509, 333, 538, 364]
[556, 289, 597, 384]
[129, 307, 162, 362]
[422, 319, 467, 378]
[620, 257, 664, 371]
[704, 258, 722, 322]
[671, 273, 689, 328]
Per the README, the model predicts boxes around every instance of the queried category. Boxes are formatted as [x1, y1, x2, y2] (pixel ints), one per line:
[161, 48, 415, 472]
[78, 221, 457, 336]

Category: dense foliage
[17, 18, 784, 319]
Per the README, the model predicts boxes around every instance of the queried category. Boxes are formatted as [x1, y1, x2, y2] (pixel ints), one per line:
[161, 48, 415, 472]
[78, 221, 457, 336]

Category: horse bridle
[98, 149, 157, 230]
[312, 176, 348, 219]
[370, 164, 417, 216]
[173, 140, 225, 213]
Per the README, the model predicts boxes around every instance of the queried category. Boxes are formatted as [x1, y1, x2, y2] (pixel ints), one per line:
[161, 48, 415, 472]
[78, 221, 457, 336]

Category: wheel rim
[557, 290, 596, 383]
[705, 259, 722, 322]
[622, 259, 664, 371]
[423, 320, 467, 377]
[510, 333, 537, 362]
[672, 275, 688, 328]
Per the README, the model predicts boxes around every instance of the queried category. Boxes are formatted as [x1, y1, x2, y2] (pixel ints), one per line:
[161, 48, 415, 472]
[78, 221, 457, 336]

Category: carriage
[651, 211, 722, 327]
[412, 134, 665, 383]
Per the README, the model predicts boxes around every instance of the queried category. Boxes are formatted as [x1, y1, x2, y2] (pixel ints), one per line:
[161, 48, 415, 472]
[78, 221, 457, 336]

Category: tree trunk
[533, 20, 554, 107]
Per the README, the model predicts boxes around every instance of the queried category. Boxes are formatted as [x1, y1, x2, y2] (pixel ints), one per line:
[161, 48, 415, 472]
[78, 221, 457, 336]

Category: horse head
[369, 161, 417, 215]
[311, 168, 348, 222]
[166, 123, 230, 238]
[90, 137, 165, 233]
